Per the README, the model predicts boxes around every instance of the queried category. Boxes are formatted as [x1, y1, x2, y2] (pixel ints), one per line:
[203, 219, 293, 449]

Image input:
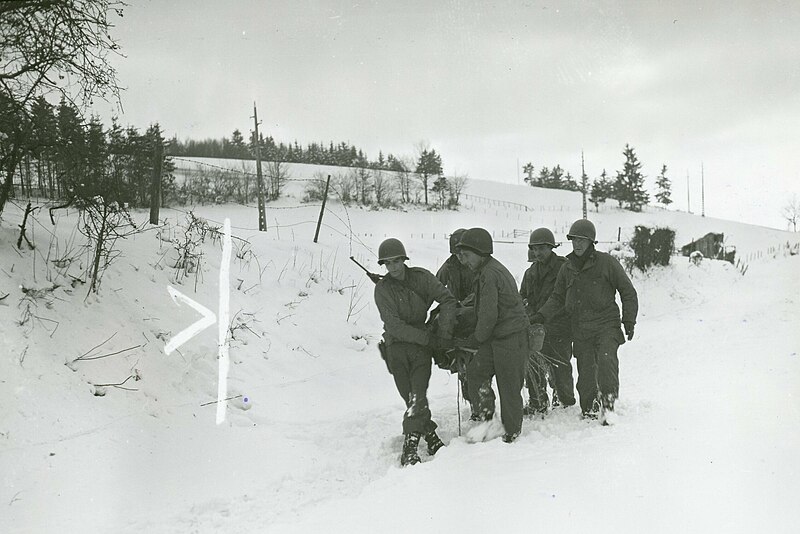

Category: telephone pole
[581, 150, 588, 219]
[701, 162, 705, 217]
[149, 124, 164, 225]
[687, 171, 691, 214]
[252, 102, 267, 232]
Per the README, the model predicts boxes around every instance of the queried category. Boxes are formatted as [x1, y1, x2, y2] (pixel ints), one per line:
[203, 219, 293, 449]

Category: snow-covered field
[1, 164, 799, 533]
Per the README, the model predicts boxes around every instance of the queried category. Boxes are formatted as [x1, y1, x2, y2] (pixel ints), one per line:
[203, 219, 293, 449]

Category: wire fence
[8, 158, 800, 268]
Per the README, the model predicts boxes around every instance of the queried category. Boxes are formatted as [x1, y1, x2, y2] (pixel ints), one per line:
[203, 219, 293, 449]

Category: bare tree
[355, 166, 372, 205]
[449, 172, 469, 207]
[334, 171, 355, 204]
[783, 194, 799, 232]
[239, 160, 253, 203]
[265, 160, 290, 201]
[400, 155, 418, 203]
[373, 169, 394, 207]
[0, 0, 125, 215]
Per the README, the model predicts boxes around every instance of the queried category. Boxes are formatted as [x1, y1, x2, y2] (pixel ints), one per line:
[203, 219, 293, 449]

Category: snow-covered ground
[1, 165, 799, 533]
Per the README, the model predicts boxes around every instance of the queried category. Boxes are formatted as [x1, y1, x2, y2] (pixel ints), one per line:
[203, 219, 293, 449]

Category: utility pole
[687, 171, 691, 214]
[252, 102, 267, 232]
[149, 124, 163, 225]
[581, 150, 588, 219]
[701, 162, 705, 217]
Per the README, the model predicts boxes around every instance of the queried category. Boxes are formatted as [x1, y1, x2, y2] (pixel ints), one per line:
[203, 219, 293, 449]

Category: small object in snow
[240, 395, 252, 410]
[92, 385, 107, 397]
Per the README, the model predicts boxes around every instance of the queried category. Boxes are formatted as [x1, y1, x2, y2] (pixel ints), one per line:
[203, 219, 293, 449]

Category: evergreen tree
[563, 171, 580, 192]
[28, 96, 58, 197]
[536, 166, 549, 187]
[614, 144, 650, 211]
[547, 165, 565, 189]
[431, 175, 449, 209]
[655, 164, 672, 207]
[230, 129, 248, 159]
[522, 162, 535, 184]
[589, 169, 613, 212]
[416, 148, 443, 204]
[84, 116, 108, 196]
[55, 99, 87, 195]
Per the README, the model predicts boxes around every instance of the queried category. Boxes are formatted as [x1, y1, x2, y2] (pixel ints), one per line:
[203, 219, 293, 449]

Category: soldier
[455, 227, 530, 443]
[520, 228, 576, 415]
[436, 228, 479, 419]
[373, 238, 458, 465]
[533, 219, 638, 424]
[436, 228, 474, 303]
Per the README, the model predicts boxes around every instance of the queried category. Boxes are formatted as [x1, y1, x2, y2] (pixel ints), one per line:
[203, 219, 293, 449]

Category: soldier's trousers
[467, 329, 528, 435]
[526, 334, 575, 408]
[386, 341, 437, 435]
[546, 334, 576, 406]
[573, 329, 623, 413]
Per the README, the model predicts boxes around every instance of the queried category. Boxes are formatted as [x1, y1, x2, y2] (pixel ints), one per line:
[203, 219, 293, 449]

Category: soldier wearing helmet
[533, 219, 638, 425]
[455, 227, 530, 443]
[374, 238, 458, 465]
[436, 228, 475, 303]
[519, 227, 576, 415]
[435, 228, 479, 418]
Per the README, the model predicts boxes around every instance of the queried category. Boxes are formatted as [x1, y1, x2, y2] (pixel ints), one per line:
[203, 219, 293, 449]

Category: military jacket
[436, 254, 476, 303]
[374, 266, 457, 346]
[472, 257, 529, 344]
[520, 252, 571, 338]
[540, 249, 638, 340]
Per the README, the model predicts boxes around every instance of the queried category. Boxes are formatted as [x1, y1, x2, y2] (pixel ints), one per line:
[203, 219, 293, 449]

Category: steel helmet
[449, 228, 467, 254]
[529, 227, 556, 248]
[377, 238, 409, 265]
[566, 219, 597, 243]
[457, 227, 493, 256]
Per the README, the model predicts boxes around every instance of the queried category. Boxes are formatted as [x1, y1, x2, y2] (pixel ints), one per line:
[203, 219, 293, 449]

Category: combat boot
[582, 397, 601, 420]
[400, 432, 421, 466]
[424, 430, 445, 456]
[502, 431, 520, 443]
[600, 393, 617, 426]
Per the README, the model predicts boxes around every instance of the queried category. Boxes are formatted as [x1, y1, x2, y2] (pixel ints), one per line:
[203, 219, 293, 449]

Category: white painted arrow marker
[163, 285, 217, 356]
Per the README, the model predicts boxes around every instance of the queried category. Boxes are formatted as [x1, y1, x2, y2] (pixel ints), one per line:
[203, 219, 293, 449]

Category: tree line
[522, 144, 673, 213]
[4, 96, 174, 208]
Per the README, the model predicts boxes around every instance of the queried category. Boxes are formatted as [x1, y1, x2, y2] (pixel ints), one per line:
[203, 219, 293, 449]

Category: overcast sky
[96, 0, 800, 229]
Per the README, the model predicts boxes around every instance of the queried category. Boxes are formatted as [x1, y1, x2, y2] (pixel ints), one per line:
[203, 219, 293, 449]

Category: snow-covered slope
[1, 166, 799, 533]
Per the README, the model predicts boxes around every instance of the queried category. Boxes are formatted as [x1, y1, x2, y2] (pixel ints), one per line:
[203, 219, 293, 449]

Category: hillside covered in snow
[1, 159, 799, 533]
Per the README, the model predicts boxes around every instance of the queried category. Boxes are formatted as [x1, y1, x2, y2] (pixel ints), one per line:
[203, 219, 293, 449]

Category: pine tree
[230, 129, 248, 159]
[536, 166, 549, 187]
[431, 175, 449, 209]
[416, 148, 443, 204]
[563, 171, 580, 192]
[55, 99, 87, 196]
[655, 164, 672, 207]
[522, 162, 535, 184]
[614, 144, 650, 212]
[589, 170, 613, 212]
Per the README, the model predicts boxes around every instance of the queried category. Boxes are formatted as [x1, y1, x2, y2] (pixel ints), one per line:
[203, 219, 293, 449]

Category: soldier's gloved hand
[623, 322, 635, 341]
[530, 312, 545, 325]
[367, 272, 384, 284]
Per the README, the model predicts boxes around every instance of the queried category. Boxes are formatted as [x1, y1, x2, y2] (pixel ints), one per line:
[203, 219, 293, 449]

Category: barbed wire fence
[8, 157, 800, 267]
